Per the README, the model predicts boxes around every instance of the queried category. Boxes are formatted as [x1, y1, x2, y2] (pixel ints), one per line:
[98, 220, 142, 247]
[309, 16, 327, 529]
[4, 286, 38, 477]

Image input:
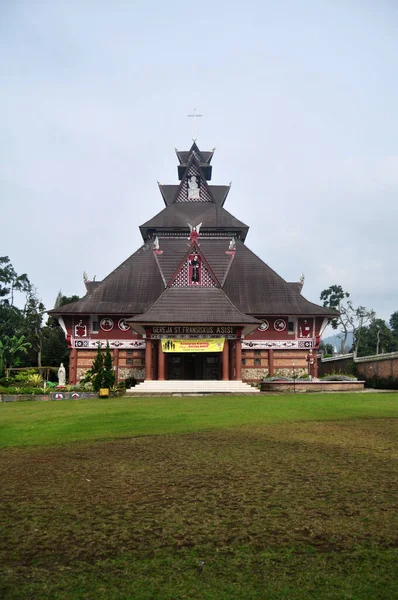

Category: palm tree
[0, 335, 32, 376]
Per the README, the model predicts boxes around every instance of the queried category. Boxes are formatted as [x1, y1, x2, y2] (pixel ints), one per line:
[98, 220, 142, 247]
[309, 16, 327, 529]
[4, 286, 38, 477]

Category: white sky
[1, 0, 397, 323]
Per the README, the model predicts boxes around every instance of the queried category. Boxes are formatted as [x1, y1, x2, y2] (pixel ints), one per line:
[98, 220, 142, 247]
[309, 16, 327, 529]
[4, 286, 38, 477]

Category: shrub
[26, 374, 43, 387]
[124, 376, 137, 388]
[321, 374, 357, 381]
[14, 369, 39, 383]
[365, 375, 398, 390]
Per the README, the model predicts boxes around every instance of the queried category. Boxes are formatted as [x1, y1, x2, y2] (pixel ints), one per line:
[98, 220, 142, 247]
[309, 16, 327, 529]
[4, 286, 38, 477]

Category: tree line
[320, 284, 398, 357]
[0, 256, 78, 377]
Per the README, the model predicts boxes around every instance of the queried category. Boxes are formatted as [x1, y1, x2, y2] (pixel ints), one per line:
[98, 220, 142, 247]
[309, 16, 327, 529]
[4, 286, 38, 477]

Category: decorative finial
[83, 271, 88, 283]
[188, 222, 202, 243]
[153, 236, 163, 255]
[300, 273, 305, 284]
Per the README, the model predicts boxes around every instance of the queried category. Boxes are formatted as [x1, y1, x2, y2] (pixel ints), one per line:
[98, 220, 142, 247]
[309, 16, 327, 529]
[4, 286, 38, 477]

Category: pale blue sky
[1, 0, 397, 323]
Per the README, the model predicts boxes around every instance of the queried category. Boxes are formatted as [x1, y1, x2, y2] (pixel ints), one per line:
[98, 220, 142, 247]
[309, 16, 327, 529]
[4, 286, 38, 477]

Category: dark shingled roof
[222, 241, 338, 317]
[158, 184, 179, 206]
[156, 238, 232, 284]
[50, 141, 337, 323]
[48, 243, 164, 316]
[158, 183, 230, 207]
[49, 237, 337, 320]
[176, 147, 214, 165]
[129, 287, 260, 324]
[140, 203, 249, 241]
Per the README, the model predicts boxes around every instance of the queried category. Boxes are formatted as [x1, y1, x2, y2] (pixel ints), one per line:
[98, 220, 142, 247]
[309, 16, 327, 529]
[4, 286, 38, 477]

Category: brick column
[113, 349, 119, 383]
[145, 330, 152, 381]
[268, 349, 274, 376]
[222, 339, 229, 380]
[235, 339, 242, 380]
[158, 340, 165, 381]
[229, 340, 235, 380]
[69, 349, 78, 384]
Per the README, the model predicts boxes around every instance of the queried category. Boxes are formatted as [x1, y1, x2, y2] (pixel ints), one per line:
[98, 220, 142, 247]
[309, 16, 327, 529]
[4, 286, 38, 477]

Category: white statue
[188, 175, 200, 199]
[58, 363, 66, 386]
[229, 237, 236, 251]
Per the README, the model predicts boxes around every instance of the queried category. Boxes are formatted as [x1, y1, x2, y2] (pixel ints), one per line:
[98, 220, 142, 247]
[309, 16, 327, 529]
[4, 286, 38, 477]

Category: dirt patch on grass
[0, 419, 397, 598]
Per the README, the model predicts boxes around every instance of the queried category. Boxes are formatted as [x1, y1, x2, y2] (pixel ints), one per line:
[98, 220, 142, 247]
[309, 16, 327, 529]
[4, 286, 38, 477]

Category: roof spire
[187, 108, 203, 141]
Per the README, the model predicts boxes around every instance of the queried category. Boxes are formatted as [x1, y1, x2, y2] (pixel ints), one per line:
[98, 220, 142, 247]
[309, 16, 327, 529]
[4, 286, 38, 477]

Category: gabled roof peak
[175, 142, 214, 181]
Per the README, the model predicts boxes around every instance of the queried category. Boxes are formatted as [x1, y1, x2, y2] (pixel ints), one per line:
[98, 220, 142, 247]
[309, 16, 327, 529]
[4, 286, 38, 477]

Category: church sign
[151, 325, 237, 339]
[161, 338, 224, 353]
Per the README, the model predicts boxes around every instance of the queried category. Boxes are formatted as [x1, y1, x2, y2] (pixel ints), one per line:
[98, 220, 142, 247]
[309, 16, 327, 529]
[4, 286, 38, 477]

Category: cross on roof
[187, 108, 203, 141]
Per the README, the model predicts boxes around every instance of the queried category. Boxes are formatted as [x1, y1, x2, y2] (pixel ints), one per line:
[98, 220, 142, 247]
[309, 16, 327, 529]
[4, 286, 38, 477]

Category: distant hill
[321, 332, 353, 354]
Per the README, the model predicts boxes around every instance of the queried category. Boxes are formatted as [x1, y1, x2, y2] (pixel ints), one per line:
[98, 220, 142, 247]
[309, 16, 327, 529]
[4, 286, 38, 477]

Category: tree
[390, 311, 398, 340]
[356, 318, 397, 357]
[320, 285, 375, 354]
[22, 289, 46, 368]
[91, 343, 104, 392]
[319, 342, 334, 356]
[0, 335, 32, 376]
[41, 291, 80, 370]
[0, 256, 31, 305]
[103, 342, 115, 389]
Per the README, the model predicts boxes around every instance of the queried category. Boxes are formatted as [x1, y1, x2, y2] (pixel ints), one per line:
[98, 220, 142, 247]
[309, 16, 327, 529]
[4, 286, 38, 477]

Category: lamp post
[292, 361, 296, 395]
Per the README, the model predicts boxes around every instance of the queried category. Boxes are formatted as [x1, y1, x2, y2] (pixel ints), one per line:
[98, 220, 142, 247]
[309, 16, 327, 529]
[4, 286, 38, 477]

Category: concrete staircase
[126, 380, 259, 395]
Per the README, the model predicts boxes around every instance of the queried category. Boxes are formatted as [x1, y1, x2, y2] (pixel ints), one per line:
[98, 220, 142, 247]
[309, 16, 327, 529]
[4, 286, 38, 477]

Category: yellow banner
[161, 338, 225, 353]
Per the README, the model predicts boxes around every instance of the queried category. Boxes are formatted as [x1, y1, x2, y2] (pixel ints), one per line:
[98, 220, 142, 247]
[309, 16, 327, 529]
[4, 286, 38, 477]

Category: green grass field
[1, 393, 397, 599]
[1, 392, 398, 448]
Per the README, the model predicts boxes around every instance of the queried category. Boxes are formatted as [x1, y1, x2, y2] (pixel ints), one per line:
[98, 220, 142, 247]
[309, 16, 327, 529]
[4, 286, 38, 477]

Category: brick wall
[242, 349, 309, 382]
[318, 351, 398, 387]
[75, 349, 145, 383]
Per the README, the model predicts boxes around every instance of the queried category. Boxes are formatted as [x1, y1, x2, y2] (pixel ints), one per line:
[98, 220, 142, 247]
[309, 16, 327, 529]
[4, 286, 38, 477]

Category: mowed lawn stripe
[1, 392, 398, 448]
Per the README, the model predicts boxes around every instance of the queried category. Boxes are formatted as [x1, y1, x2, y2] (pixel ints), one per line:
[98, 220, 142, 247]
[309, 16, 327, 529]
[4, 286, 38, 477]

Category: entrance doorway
[167, 353, 221, 380]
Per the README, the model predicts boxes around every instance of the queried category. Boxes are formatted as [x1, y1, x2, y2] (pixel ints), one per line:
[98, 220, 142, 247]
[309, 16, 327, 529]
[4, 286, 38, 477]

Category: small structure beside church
[49, 141, 337, 386]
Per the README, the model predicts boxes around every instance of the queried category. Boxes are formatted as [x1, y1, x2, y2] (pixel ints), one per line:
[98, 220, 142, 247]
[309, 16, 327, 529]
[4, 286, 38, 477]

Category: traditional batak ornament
[74, 319, 87, 338]
[299, 319, 311, 338]
[118, 319, 130, 331]
[258, 320, 269, 331]
[187, 222, 202, 244]
[274, 319, 287, 332]
[100, 318, 114, 332]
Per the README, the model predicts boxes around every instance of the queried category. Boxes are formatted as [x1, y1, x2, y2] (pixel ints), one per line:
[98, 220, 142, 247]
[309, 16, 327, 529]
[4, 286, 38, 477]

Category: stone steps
[126, 380, 259, 394]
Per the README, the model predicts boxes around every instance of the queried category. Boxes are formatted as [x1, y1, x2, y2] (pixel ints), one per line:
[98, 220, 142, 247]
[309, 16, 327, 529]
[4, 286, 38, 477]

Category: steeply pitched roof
[158, 184, 179, 206]
[150, 238, 234, 285]
[222, 241, 338, 317]
[140, 203, 249, 241]
[48, 243, 165, 316]
[49, 236, 336, 320]
[129, 287, 260, 324]
[175, 142, 214, 165]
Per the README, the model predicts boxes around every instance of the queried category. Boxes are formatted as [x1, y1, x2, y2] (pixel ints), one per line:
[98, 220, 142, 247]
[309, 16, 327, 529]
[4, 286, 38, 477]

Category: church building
[50, 141, 336, 387]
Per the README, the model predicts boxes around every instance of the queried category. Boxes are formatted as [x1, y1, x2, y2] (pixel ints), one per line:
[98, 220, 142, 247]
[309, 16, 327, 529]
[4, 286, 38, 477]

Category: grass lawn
[0, 392, 398, 449]
[0, 394, 397, 599]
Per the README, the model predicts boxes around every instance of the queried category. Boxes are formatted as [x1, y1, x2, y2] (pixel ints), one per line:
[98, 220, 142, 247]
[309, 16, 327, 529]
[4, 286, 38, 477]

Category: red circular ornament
[100, 318, 114, 332]
[274, 319, 286, 332]
[258, 320, 269, 331]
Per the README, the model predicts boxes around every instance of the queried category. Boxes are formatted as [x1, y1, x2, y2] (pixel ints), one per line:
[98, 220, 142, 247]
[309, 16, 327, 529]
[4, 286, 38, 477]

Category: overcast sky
[1, 0, 397, 325]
